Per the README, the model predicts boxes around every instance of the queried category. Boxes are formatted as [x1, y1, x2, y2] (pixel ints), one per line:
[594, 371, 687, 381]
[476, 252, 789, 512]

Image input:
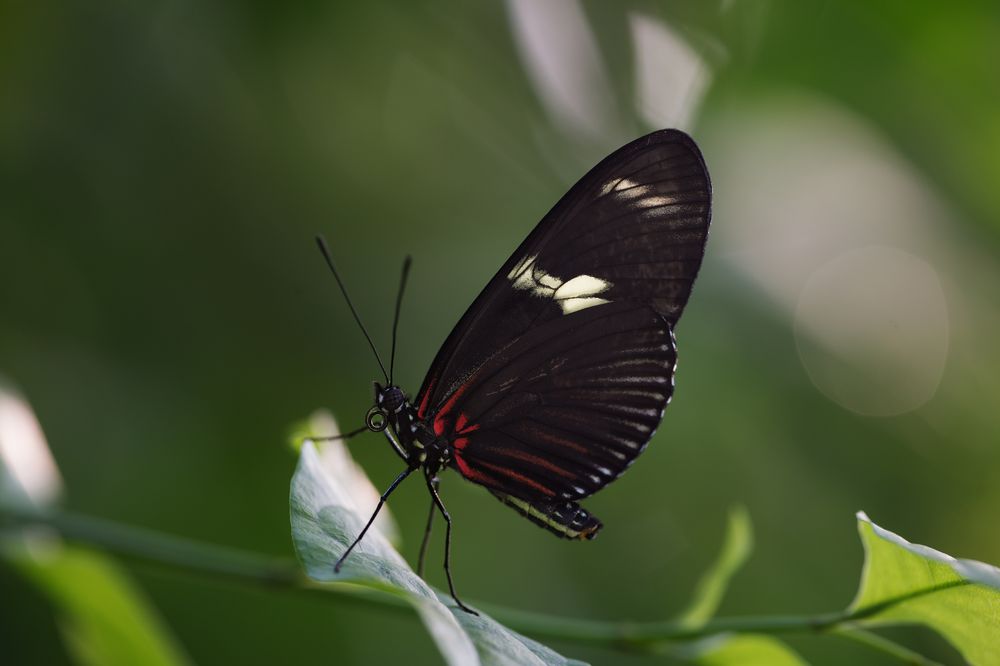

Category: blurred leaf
[850, 512, 1000, 666]
[677, 505, 753, 628]
[300, 411, 400, 546]
[673, 633, 807, 666]
[0, 384, 187, 666]
[290, 441, 586, 666]
[666, 508, 803, 665]
[9, 543, 189, 666]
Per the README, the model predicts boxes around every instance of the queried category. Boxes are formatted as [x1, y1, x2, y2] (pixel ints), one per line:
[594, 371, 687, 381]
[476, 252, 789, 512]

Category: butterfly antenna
[389, 255, 412, 385]
[315, 235, 389, 383]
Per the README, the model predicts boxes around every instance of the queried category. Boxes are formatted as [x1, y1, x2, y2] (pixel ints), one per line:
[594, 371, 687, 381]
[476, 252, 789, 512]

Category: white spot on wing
[559, 297, 609, 314]
[599, 177, 623, 196]
[538, 272, 562, 289]
[601, 177, 654, 200]
[554, 274, 611, 299]
[508, 254, 538, 286]
[509, 258, 614, 315]
[641, 194, 680, 207]
[619, 179, 653, 199]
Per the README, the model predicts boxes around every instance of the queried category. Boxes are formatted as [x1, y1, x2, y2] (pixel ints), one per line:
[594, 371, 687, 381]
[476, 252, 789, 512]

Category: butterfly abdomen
[490, 491, 603, 540]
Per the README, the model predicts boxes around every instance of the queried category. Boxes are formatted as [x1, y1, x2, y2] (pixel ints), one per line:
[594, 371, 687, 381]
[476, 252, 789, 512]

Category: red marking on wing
[453, 437, 556, 497]
[489, 447, 577, 479]
[433, 380, 473, 436]
[416, 377, 436, 419]
[455, 413, 480, 435]
[533, 428, 588, 455]
[476, 460, 556, 497]
[453, 436, 556, 496]
[454, 448, 494, 485]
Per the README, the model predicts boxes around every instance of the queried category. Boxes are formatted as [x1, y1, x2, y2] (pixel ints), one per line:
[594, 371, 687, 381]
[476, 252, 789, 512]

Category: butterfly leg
[424, 471, 478, 615]
[416, 476, 438, 578]
[335, 466, 415, 573]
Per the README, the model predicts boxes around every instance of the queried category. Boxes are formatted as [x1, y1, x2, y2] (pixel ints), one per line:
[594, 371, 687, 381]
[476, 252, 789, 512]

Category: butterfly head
[374, 381, 407, 412]
[367, 382, 407, 432]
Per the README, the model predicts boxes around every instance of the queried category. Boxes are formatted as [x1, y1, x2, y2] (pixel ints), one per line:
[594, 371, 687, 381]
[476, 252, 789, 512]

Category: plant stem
[1, 503, 412, 616]
[0, 502, 924, 653]
[474, 604, 848, 646]
[832, 627, 946, 665]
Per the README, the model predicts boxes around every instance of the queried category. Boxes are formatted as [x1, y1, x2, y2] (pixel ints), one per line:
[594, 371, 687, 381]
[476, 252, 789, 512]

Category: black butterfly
[315, 129, 711, 614]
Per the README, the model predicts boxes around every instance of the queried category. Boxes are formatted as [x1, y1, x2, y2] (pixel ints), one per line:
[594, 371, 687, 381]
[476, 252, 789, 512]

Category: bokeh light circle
[794, 246, 949, 417]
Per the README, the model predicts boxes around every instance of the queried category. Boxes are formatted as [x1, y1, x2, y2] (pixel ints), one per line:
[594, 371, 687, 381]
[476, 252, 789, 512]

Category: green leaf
[667, 507, 804, 665]
[296, 411, 400, 546]
[850, 511, 1000, 666]
[9, 544, 189, 666]
[677, 505, 753, 628]
[675, 633, 808, 666]
[290, 441, 587, 666]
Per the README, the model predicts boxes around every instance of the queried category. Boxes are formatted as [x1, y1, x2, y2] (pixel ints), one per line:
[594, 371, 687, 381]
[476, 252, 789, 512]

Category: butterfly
[314, 129, 711, 613]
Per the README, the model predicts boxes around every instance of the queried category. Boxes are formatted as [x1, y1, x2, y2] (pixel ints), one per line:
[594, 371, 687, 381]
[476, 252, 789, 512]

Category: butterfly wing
[416, 129, 711, 506]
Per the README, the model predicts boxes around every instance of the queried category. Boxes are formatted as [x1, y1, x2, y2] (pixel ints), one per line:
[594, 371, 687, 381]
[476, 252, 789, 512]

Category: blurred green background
[2, 1, 999, 663]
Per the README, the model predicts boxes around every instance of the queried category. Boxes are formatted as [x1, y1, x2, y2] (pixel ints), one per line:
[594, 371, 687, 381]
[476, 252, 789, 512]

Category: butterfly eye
[365, 406, 388, 432]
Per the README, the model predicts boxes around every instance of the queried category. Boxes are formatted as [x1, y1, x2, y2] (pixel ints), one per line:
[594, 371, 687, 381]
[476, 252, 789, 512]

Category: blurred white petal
[0, 384, 63, 507]
[306, 410, 400, 547]
[505, 0, 616, 139]
[629, 13, 710, 131]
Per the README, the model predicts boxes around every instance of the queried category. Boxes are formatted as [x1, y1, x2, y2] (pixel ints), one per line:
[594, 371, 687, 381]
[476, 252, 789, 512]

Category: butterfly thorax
[375, 384, 452, 473]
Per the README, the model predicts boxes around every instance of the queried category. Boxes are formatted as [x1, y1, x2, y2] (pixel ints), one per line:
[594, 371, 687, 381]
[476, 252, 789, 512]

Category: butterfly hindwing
[490, 491, 603, 540]
[433, 300, 675, 501]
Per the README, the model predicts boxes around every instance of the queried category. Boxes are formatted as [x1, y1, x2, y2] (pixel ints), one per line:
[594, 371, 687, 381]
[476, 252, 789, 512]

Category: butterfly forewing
[416, 129, 711, 508]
